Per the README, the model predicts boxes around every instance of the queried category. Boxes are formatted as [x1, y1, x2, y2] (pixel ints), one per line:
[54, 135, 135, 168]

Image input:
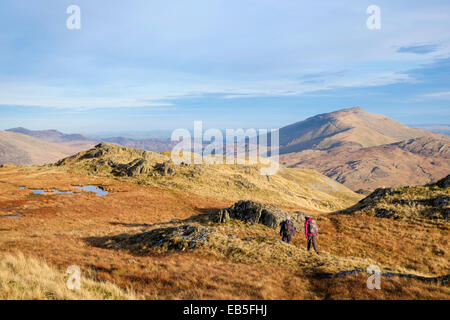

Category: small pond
[21, 186, 108, 197]
[0, 214, 23, 219]
[31, 189, 46, 195]
[76, 185, 109, 196]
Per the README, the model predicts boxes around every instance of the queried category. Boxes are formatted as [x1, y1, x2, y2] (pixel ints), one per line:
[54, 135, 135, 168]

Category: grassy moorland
[0, 145, 448, 299]
[0, 253, 140, 300]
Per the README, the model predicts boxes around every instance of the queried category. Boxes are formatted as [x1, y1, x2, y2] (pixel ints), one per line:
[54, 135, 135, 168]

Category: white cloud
[422, 91, 450, 98]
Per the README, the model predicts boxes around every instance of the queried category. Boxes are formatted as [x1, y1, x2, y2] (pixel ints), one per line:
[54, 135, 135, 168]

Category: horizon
[1, 1, 450, 132]
[2, 106, 450, 138]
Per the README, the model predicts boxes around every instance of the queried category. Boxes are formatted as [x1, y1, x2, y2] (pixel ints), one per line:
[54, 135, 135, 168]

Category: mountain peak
[279, 107, 436, 154]
[335, 106, 366, 113]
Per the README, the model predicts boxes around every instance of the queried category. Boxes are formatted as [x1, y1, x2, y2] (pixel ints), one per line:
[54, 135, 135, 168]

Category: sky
[0, 0, 449, 134]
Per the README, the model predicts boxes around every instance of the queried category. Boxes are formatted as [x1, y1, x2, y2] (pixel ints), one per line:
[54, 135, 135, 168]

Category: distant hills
[3, 107, 449, 192]
[101, 136, 177, 152]
[6, 127, 91, 144]
[411, 124, 450, 136]
[0, 130, 95, 165]
[279, 107, 450, 192]
[54, 142, 361, 211]
[5, 128, 176, 154]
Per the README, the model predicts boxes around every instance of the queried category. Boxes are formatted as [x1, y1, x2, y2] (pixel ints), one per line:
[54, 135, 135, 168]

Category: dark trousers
[282, 234, 292, 244]
[307, 235, 319, 253]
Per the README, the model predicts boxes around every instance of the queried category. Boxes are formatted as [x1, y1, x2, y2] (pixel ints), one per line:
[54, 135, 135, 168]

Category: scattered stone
[328, 269, 449, 284]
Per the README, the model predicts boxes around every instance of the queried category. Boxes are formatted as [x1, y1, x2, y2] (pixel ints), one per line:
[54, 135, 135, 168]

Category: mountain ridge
[279, 107, 450, 191]
[279, 107, 445, 154]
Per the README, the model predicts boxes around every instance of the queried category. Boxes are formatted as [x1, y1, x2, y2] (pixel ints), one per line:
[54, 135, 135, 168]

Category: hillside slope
[282, 136, 450, 192]
[6, 127, 91, 143]
[54, 142, 361, 212]
[279, 108, 449, 191]
[0, 164, 448, 299]
[0, 130, 94, 165]
[7, 127, 176, 153]
[279, 107, 442, 154]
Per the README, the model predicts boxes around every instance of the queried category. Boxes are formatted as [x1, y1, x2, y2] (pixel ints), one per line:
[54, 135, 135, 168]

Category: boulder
[154, 161, 175, 176]
[125, 159, 151, 177]
[210, 200, 293, 228]
[436, 175, 450, 188]
[211, 209, 230, 223]
[375, 208, 395, 218]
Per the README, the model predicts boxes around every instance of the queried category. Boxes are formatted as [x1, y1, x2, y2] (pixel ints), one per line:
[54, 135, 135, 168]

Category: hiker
[304, 216, 319, 254]
[280, 215, 295, 244]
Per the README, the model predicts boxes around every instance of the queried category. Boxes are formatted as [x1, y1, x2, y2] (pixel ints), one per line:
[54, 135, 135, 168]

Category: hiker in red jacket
[304, 216, 320, 254]
[280, 215, 295, 244]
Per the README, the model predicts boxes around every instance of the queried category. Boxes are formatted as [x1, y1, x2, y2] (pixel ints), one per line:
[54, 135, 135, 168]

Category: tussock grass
[0, 253, 140, 300]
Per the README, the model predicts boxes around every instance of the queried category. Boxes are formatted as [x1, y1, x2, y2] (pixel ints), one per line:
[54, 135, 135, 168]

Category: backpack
[308, 219, 318, 234]
[282, 220, 294, 236]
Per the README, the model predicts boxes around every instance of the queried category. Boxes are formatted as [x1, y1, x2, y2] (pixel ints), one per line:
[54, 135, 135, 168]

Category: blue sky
[0, 0, 449, 134]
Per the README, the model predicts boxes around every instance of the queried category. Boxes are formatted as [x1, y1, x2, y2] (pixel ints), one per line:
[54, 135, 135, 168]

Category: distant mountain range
[101, 137, 177, 152]
[0, 130, 95, 165]
[6, 127, 177, 153]
[2, 107, 449, 192]
[0, 127, 180, 166]
[6, 127, 91, 144]
[410, 124, 450, 136]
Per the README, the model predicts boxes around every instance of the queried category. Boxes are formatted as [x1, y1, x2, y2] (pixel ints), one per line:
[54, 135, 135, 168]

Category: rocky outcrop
[153, 161, 175, 176]
[327, 268, 449, 284]
[375, 208, 395, 218]
[102, 225, 214, 254]
[435, 174, 450, 188]
[210, 200, 294, 228]
[338, 181, 449, 221]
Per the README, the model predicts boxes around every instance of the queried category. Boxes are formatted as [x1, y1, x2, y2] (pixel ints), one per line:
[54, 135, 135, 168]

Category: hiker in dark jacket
[280, 215, 295, 244]
[304, 216, 320, 254]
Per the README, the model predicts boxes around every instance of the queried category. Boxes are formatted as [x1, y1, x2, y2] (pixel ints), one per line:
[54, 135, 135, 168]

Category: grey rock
[433, 195, 450, 208]
[436, 175, 450, 188]
[105, 224, 214, 253]
[375, 208, 395, 218]
[210, 200, 296, 228]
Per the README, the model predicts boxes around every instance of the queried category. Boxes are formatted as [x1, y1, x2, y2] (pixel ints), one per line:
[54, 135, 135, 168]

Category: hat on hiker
[286, 215, 291, 220]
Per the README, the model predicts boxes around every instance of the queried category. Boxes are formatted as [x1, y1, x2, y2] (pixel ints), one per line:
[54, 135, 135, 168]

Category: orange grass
[0, 166, 448, 299]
